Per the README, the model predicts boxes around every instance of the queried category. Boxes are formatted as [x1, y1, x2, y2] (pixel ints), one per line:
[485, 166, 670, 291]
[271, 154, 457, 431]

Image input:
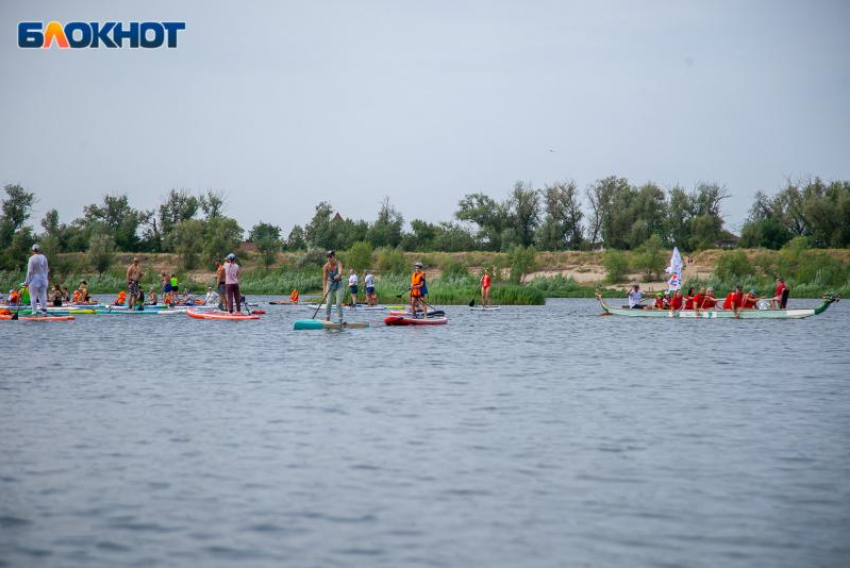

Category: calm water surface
[1, 298, 849, 567]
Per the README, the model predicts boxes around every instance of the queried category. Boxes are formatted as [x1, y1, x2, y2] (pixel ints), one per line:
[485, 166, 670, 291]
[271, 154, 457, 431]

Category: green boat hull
[598, 296, 838, 319]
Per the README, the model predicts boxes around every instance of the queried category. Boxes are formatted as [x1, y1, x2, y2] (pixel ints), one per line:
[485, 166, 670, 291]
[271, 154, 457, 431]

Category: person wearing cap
[224, 253, 242, 313]
[741, 289, 759, 310]
[322, 250, 344, 323]
[23, 243, 50, 317]
[125, 256, 143, 311]
[627, 282, 644, 309]
[651, 292, 665, 309]
[204, 285, 220, 307]
[410, 261, 427, 317]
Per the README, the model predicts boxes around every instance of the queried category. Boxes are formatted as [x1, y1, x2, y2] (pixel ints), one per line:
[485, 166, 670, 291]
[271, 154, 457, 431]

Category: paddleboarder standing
[126, 256, 143, 311]
[215, 259, 227, 310]
[322, 250, 344, 323]
[480, 268, 492, 307]
[410, 261, 427, 318]
[224, 253, 242, 314]
[23, 244, 49, 317]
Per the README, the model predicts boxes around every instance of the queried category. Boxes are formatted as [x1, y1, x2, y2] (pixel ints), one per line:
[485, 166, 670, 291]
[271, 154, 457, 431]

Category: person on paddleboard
[480, 268, 492, 307]
[322, 250, 344, 323]
[23, 244, 50, 317]
[364, 270, 376, 306]
[348, 269, 359, 309]
[126, 257, 143, 311]
[224, 253, 242, 314]
[410, 261, 427, 318]
[215, 259, 227, 310]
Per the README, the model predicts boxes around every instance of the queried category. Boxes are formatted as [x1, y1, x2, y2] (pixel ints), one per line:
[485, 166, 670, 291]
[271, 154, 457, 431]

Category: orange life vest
[411, 271, 424, 297]
[290, 290, 299, 302]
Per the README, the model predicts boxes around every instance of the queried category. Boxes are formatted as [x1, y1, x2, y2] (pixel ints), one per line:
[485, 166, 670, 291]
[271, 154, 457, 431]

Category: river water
[1, 298, 848, 567]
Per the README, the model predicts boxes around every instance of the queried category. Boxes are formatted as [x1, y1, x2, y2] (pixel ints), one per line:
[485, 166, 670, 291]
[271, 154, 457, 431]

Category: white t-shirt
[628, 289, 644, 308]
[348, 274, 358, 287]
[365, 273, 374, 288]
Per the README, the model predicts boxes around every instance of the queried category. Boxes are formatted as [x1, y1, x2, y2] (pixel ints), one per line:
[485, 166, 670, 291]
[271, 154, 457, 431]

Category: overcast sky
[1, 0, 848, 236]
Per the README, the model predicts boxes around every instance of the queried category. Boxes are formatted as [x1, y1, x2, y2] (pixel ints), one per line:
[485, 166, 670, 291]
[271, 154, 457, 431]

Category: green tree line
[1, 176, 848, 273]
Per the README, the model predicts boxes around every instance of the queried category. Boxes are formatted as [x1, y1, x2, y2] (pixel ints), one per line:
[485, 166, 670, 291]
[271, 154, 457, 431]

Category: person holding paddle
[480, 268, 492, 308]
[322, 250, 344, 323]
[23, 244, 50, 317]
[410, 261, 427, 318]
[224, 253, 242, 314]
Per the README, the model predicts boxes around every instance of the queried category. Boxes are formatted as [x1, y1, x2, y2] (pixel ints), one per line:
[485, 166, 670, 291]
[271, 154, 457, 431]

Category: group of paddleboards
[2, 247, 495, 327]
[290, 251, 499, 330]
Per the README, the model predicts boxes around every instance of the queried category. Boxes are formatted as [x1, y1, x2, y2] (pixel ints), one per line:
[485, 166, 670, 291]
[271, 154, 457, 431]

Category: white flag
[666, 247, 683, 291]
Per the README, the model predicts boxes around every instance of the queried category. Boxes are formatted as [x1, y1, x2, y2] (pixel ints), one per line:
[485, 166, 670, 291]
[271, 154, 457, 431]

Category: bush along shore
[1, 241, 847, 303]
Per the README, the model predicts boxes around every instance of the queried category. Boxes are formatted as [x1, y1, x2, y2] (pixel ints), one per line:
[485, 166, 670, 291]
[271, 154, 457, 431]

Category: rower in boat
[669, 289, 684, 313]
[769, 278, 789, 309]
[651, 292, 665, 309]
[722, 285, 744, 317]
[627, 282, 644, 309]
[741, 289, 759, 310]
[683, 287, 696, 310]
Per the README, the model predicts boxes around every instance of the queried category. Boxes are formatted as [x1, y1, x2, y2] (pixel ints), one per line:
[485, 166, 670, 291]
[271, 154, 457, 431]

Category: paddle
[311, 285, 334, 320]
[469, 297, 475, 307]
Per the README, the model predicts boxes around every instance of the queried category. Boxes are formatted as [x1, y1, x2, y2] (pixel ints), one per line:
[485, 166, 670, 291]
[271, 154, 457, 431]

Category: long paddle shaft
[311, 284, 334, 320]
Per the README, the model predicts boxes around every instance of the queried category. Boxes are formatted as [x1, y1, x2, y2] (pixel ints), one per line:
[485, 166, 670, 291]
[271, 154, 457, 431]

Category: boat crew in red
[701, 287, 717, 309]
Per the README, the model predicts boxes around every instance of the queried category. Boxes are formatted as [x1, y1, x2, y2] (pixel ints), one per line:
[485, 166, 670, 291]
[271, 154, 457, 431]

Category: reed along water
[1, 298, 848, 567]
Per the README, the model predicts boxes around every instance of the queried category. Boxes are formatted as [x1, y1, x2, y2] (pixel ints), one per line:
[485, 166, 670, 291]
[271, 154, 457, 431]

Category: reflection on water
[1, 298, 849, 567]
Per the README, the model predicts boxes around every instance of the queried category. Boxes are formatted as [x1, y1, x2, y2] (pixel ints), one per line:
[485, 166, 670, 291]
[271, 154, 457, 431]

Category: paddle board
[384, 315, 448, 326]
[293, 319, 369, 330]
[0, 315, 75, 321]
[187, 310, 259, 320]
[470, 305, 501, 311]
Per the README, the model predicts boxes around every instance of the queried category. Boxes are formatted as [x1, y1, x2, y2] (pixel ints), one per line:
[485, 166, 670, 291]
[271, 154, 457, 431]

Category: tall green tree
[158, 190, 200, 250]
[456, 192, 509, 251]
[536, 181, 584, 250]
[507, 181, 540, 248]
[250, 221, 283, 269]
[366, 198, 404, 248]
[0, 184, 36, 250]
[87, 232, 116, 278]
[80, 194, 149, 252]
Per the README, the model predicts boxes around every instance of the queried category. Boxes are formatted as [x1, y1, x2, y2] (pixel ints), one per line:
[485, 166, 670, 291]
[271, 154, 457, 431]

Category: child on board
[410, 261, 427, 318]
